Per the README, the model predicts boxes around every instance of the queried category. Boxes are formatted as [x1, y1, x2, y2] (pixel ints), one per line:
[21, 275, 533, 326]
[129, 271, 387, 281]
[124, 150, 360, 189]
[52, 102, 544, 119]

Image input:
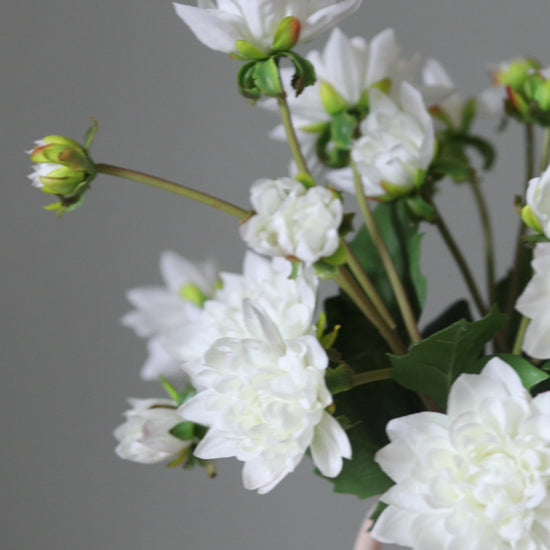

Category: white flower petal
[310, 411, 351, 477]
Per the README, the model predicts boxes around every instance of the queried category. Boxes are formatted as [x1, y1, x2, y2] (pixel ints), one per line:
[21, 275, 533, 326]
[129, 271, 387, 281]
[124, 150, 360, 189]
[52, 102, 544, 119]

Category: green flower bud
[495, 58, 540, 89]
[533, 79, 550, 111]
[521, 204, 544, 234]
[272, 16, 301, 52]
[320, 82, 348, 116]
[27, 125, 98, 215]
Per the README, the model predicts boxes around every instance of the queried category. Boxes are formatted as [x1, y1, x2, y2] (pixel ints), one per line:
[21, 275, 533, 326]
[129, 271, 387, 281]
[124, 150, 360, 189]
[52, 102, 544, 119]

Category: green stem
[469, 177, 496, 305]
[96, 163, 249, 220]
[351, 368, 392, 387]
[505, 124, 536, 320]
[342, 239, 397, 330]
[429, 197, 488, 316]
[352, 164, 422, 344]
[333, 267, 408, 356]
[277, 94, 312, 178]
[512, 316, 530, 355]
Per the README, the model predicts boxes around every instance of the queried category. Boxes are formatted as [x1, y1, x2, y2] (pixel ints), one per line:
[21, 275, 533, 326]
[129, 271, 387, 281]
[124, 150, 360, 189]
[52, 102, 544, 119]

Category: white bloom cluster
[516, 243, 550, 359]
[239, 177, 343, 263]
[173, 0, 362, 56]
[180, 301, 351, 493]
[334, 82, 435, 198]
[266, 28, 450, 193]
[372, 358, 550, 550]
[114, 398, 189, 464]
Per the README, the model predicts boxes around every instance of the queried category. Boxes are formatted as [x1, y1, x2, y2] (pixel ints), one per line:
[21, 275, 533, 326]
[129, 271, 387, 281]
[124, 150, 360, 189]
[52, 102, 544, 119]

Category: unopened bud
[272, 16, 301, 52]
[494, 58, 539, 89]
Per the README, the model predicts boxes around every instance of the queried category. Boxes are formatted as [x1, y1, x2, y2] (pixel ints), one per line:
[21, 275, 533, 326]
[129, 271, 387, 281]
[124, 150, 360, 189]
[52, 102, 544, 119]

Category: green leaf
[450, 133, 496, 170]
[391, 308, 508, 409]
[476, 353, 550, 391]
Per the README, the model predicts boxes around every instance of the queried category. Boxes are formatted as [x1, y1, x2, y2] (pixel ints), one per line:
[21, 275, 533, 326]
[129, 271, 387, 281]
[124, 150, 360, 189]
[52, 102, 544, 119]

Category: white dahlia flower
[332, 82, 435, 198]
[179, 302, 351, 493]
[239, 177, 343, 263]
[372, 358, 550, 550]
[173, 0, 362, 56]
[160, 251, 319, 371]
[121, 251, 219, 380]
[114, 398, 190, 464]
[516, 243, 550, 359]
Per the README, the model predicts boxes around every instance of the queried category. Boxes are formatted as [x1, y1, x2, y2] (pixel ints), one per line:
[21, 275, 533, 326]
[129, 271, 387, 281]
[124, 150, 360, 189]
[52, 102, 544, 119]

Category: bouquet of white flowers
[27, 2, 550, 548]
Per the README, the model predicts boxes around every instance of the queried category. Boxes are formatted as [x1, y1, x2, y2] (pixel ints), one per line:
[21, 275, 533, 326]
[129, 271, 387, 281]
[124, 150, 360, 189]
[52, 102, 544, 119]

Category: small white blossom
[372, 358, 550, 550]
[173, 0, 362, 55]
[161, 251, 319, 368]
[525, 165, 550, 239]
[239, 177, 343, 263]
[516, 243, 550, 359]
[122, 251, 219, 380]
[332, 82, 435, 197]
[114, 398, 190, 464]
[179, 302, 351, 493]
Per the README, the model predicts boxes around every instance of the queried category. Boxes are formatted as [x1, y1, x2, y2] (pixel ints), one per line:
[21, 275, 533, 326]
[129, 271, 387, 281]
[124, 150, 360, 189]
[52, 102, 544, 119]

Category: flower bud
[27, 130, 97, 214]
[494, 58, 539, 89]
[272, 16, 301, 52]
[524, 164, 550, 238]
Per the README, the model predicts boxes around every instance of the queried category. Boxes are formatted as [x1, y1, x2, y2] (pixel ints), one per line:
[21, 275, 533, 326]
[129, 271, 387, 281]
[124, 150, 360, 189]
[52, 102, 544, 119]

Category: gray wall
[2, 1, 549, 548]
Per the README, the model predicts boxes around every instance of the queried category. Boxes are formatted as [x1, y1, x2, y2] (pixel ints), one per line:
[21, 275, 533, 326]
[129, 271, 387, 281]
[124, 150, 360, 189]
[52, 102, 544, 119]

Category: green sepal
[323, 241, 348, 266]
[330, 111, 357, 150]
[275, 50, 316, 96]
[476, 353, 550, 391]
[405, 195, 437, 223]
[522, 233, 550, 245]
[295, 171, 316, 189]
[288, 259, 301, 280]
[315, 125, 350, 168]
[320, 82, 348, 116]
[521, 204, 544, 234]
[314, 259, 340, 279]
[390, 308, 508, 409]
[169, 421, 196, 442]
[235, 40, 268, 61]
[429, 155, 474, 183]
[369, 502, 388, 525]
[161, 376, 196, 406]
[460, 98, 477, 132]
[253, 57, 285, 98]
[84, 118, 99, 151]
[320, 324, 341, 350]
[167, 446, 193, 468]
[237, 61, 262, 101]
[325, 363, 354, 395]
[446, 133, 496, 171]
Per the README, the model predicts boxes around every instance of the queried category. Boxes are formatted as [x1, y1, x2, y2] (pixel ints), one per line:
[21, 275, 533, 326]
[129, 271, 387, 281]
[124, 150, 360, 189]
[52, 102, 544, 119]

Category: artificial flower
[330, 82, 435, 198]
[173, 0, 362, 56]
[179, 301, 351, 493]
[239, 177, 343, 263]
[524, 163, 550, 238]
[160, 250, 319, 369]
[122, 251, 219, 380]
[516, 243, 550, 359]
[114, 398, 190, 464]
[372, 358, 550, 550]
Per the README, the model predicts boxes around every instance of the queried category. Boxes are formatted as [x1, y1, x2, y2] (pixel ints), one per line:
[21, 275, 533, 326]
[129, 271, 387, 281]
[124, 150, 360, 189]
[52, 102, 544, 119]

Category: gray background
[2, 1, 549, 549]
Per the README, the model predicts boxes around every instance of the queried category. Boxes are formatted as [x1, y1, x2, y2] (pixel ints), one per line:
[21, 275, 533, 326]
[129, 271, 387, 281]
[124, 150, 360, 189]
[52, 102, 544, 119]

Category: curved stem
[342, 239, 397, 330]
[429, 197, 488, 317]
[96, 163, 249, 220]
[469, 177, 496, 305]
[512, 316, 530, 355]
[277, 94, 312, 178]
[351, 368, 392, 387]
[333, 267, 408, 356]
[352, 164, 422, 344]
[541, 128, 550, 171]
